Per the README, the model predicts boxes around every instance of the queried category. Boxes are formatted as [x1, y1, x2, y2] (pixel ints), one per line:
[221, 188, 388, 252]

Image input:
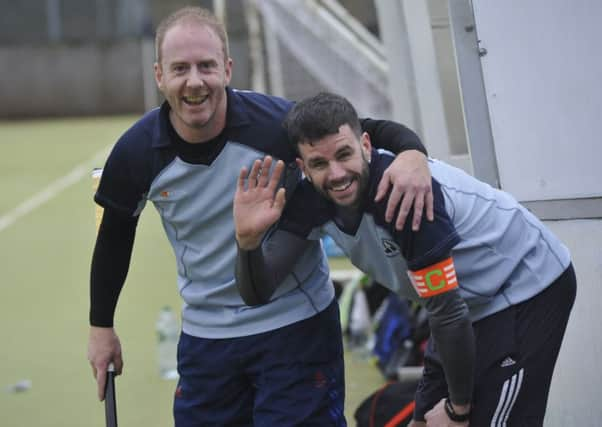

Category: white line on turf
[0, 146, 111, 234]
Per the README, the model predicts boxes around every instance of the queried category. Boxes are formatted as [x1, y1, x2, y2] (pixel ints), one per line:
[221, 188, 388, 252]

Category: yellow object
[92, 168, 104, 233]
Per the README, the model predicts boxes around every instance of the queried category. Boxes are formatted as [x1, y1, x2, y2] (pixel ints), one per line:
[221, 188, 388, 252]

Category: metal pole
[243, 0, 267, 92]
[45, 0, 62, 42]
[448, 0, 499, 187]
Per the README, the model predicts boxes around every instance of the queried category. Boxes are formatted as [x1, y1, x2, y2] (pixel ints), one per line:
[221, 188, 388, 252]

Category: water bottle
[156, 306, 179, 380]
[349, 287, 371, 349]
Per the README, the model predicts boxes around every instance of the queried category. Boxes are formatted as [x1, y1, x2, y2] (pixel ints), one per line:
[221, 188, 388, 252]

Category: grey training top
[280, 152, 571, 322]
[92, 88, 426, 337]
[235, 150, 571, 404]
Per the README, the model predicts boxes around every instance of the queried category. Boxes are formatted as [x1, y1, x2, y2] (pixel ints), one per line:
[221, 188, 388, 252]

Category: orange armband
[407, 257, 458, 298]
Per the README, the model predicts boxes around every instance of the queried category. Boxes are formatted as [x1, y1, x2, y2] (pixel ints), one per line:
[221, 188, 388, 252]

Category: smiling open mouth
[328, 178, 354, 192]
[182, 94, 208, 105]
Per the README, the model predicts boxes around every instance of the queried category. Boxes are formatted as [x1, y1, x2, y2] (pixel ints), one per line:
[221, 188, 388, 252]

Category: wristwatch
[444, 398, 470, 423]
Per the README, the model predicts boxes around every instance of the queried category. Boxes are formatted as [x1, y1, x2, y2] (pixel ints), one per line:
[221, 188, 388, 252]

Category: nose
[187, 67, 204, 88]
[328, 161, 346, 180]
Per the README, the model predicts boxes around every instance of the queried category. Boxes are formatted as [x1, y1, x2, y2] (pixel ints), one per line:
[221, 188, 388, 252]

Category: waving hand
[234, 156, 287, 250]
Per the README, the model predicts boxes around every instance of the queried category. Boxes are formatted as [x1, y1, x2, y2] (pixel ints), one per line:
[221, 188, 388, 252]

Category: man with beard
[234, 92, 576, 426]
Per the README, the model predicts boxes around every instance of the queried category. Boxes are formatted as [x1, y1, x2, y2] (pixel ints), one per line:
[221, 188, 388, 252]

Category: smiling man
[295, 120, 371, 209]
[154, 14, 230, 142]
[87, 7, 437, 427]
[234, 92, 576, 426]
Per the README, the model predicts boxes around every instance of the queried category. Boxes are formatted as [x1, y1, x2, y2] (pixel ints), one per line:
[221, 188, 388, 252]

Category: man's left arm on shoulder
[399, 189, 472, 422]
[360, 118, 434, 231]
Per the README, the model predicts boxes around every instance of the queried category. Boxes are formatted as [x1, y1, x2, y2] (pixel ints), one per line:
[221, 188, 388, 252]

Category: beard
[317, 158, 370, 211]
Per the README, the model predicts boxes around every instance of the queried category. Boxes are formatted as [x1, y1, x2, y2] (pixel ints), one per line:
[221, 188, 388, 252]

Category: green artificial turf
[0, 116, 384, 426]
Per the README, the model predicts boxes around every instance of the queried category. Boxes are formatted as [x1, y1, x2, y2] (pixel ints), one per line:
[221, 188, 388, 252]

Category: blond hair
[155, 6, 229, 64]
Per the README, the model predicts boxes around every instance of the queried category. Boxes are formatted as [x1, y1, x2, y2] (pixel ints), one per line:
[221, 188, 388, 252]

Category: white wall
[383, 1, 602, 424]
[462, 1, 602, 423]
[471, 0, 602, 202]
[544, 220, 602, 425]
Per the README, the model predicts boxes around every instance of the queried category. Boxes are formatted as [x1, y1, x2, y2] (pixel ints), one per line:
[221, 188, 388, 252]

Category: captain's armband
[407, 257, 457, 298]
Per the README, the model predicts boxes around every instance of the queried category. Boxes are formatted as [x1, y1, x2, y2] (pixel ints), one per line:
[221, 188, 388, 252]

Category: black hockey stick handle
[104, 363, 118, 427]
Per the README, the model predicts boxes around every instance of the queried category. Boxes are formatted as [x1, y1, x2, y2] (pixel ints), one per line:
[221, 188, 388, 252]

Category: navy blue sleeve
[392, 179, 459, 270]
[277, 180, 332, 238]
[95, 125, 157, 217]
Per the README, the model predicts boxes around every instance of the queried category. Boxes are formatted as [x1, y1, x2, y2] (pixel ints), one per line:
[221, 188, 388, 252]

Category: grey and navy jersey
[279, 151, 571, 322]
[95, 88, 333, 338]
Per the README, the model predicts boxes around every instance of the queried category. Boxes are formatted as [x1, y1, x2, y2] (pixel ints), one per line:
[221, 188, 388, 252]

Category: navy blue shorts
[414, 264, 576, 426]
[173, 300, 346, 426]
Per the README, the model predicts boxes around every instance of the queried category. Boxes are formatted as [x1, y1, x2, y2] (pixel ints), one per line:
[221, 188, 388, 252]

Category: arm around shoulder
[361, 120, 434, 230]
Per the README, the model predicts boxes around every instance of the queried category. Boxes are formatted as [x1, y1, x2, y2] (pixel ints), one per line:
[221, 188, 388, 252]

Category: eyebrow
[336, 146, 352, 155]
[169, 61, 188, 68]
[307, 156, 327, 167]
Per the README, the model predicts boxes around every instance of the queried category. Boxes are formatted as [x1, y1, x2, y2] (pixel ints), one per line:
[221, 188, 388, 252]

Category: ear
[154, 62, 164, 91]
[295, 157, 306, 176]
[296, 157, 312, 182]
[360, 132, 372, 162]
[224, 58, 233, 85]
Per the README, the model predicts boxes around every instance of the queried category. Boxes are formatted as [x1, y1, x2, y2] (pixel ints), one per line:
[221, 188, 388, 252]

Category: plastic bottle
[156, 306, 179, 380]
[349, 287, 371, 350]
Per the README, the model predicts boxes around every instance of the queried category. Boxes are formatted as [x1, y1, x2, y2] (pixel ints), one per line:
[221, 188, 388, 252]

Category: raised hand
[234, 156, 286, 250]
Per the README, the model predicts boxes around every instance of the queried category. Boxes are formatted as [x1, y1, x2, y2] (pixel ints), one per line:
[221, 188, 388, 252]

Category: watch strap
[444, 398, 470, 423]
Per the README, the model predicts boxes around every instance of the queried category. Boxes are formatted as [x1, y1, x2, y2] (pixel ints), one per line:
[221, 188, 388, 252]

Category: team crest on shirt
[382, 239, 400, 257]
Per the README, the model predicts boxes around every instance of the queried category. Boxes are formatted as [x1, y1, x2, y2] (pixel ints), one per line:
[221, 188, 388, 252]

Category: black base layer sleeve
[236, 229, 310, 306]
[424, 288, 475, 405]
[89, 208, 138, 327]
[360, 118, 427, 156]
